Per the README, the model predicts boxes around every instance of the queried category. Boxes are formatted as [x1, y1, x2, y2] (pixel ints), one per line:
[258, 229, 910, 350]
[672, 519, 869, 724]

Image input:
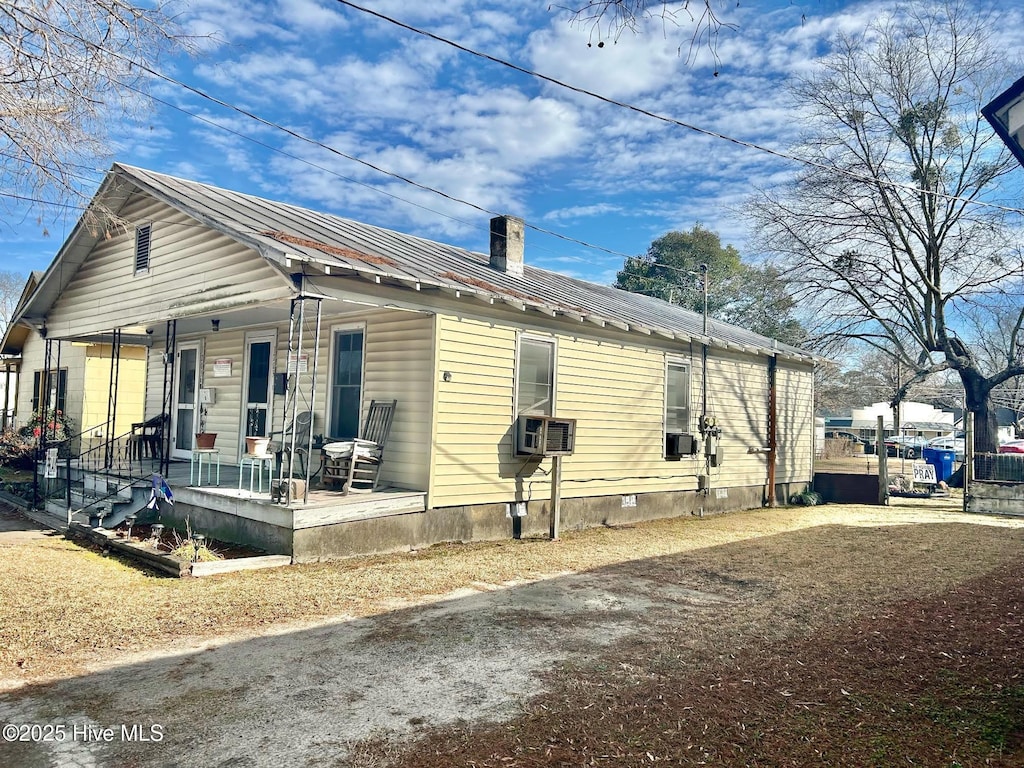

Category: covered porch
[41, 451, 427, 561]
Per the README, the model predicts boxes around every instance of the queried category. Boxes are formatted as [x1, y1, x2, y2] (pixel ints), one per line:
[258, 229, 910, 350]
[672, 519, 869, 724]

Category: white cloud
[542, 203, 621, 222]
[526, 20, 684, 101]
[276, 0, 348, 32]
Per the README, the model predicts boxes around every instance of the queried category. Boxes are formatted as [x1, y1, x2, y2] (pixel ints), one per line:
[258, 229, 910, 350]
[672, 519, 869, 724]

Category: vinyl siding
[701, 348, 771, 489]
[431, 316, 815, 508]
[776, 360, 815, 483]
[431, 315, 706, 508]
[136, 310, 434, 486]
[79, 344, 146, 437]
[14, 332, 86, 429]
[43, 194, 294, 339]
[144, 346, 167, 425]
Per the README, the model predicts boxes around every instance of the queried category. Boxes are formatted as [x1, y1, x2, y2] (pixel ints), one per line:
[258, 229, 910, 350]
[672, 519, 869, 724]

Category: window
[329, 328, 364, 439]
[516, 337, 555, 416]
[32, 369, 68, 415]
[134, 223, 152, 274]
[665, 360, 690, 433]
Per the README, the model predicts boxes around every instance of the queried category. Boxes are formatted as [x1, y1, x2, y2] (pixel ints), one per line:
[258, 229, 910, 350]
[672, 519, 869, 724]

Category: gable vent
[134, 224, 152, 274]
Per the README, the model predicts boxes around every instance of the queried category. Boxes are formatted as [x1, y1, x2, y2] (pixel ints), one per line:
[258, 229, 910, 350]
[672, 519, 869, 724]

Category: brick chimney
[489, 215, 524, 277]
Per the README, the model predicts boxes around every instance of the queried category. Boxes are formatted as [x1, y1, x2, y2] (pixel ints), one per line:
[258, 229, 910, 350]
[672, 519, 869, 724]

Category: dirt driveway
[1, 498, 1022, 767]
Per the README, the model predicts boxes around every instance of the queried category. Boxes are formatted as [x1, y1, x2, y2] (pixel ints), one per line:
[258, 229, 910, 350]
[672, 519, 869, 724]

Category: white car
[927, 436, 965, 460]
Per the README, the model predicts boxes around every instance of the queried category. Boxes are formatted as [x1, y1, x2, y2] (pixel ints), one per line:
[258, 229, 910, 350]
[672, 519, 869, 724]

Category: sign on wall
[212, 358, 232, 377]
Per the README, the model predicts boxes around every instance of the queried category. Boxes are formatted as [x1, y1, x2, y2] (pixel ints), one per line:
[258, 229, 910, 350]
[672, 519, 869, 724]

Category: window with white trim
[665, 360, 691, 432]
[134, 224, 152, 274]
[516, 337, 554, 416]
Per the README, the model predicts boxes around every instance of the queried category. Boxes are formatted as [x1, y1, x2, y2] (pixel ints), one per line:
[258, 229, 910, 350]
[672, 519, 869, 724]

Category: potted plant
[242, 415, 270, 456]
[195, 404, 216, 449]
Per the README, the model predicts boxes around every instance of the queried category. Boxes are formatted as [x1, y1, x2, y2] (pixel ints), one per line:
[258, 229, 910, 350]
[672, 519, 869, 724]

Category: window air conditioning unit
[516, 415, 577, 456]
[665, 432, 697, 458]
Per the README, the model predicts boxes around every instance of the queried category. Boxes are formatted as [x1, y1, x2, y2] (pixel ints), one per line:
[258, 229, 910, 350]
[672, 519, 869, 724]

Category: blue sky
[4, 0, 1024, 286]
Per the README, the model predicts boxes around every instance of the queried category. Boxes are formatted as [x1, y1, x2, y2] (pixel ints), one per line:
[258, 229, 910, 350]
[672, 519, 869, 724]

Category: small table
[239, 454, 275, 494]
[190, 448, 221, 487]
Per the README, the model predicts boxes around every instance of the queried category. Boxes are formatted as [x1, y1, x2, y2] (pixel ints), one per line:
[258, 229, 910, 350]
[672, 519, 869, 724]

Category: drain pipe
[767, 355, 777, 507]
[549, 455, 562, 540]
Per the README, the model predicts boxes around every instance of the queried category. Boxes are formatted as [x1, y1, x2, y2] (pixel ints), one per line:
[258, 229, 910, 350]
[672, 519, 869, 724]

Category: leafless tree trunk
[749, 0, 1024, 454]
[0, 0, 191, 228]
[0, 269, 24, 339]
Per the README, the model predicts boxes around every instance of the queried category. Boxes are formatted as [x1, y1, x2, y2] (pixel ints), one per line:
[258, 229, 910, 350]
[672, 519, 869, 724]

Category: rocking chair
[321, 400, 397, 494]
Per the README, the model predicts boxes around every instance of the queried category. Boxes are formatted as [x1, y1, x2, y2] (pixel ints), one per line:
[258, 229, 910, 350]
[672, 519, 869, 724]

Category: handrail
[34, 418, 165, 519]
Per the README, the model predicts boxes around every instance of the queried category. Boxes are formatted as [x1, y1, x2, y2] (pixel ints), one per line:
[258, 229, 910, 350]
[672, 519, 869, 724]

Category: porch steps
[45, 477, 156, 529]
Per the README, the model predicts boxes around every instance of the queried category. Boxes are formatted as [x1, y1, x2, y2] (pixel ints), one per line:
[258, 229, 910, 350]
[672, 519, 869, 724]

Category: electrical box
[516, 415, 577, 456]
[198, 388, 216, 405]
[666, 432, 697, 458]
[709, 444, 724, 467]
[273, 372, 288, 396]
[505, 502, 528, 518]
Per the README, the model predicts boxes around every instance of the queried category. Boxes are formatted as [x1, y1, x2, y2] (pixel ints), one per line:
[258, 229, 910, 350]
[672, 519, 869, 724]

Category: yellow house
[2, 272, 146, 448]
[19, 164, 815, 560]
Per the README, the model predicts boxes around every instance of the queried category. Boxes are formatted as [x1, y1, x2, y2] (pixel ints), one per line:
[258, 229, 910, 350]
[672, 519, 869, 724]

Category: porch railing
[33, 419, 162, 522]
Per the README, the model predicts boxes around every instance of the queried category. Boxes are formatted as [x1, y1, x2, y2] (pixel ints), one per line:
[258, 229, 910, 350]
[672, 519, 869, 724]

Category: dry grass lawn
[1, 494, 1020, 690]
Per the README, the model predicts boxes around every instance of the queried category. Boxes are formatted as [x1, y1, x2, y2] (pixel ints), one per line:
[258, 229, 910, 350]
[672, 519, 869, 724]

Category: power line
[116, 82, 481, 234]
[15, 6, 638, 262]
[114, 83, 627, 264]
[333, 0, 1024, 218]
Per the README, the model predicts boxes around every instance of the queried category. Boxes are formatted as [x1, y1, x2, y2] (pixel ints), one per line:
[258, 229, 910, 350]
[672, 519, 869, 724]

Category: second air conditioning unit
[516, 415, 577, 456]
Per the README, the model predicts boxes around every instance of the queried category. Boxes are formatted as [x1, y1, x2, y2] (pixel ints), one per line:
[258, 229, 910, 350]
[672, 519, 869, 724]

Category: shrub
[790, 490, 823, 506]
[18, 410, 75, 458]
[0, 428, 36, 470]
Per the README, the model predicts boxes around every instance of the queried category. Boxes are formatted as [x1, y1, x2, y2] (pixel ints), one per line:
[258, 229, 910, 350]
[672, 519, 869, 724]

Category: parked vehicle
[824, 430, 874, 453]
[998, 439, 1024, 454]
[927, 435, 965, 461]
[884, 435, 930, 459]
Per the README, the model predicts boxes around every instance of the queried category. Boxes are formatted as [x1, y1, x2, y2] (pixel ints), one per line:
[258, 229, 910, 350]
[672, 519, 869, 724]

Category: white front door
[171, 342, 201, 460]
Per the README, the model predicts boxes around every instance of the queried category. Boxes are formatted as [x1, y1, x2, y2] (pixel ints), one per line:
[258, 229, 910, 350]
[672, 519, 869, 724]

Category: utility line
[15, 6, 637, 261]
[333, 0, 1024, 218]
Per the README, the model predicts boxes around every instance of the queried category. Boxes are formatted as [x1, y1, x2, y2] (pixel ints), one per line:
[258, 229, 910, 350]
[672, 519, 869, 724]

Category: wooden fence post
[877, 415, 888, 505]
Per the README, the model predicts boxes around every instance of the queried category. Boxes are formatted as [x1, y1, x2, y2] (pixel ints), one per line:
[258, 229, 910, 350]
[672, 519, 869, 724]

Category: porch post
[287, 297, 306, 505]
[104, 328, 122, 469]
[161, 320, 176, 478]
[1, 360, 12, 431]
[303, 298, 323, 504]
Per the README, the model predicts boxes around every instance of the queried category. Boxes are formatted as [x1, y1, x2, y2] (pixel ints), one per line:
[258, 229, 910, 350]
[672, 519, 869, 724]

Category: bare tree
[558, 0, 733, 60]
[0, 0, 190, 226]
[0, 269, 23, 338]
[750, 0, 1024, 453]
[555, 0, 813, 66]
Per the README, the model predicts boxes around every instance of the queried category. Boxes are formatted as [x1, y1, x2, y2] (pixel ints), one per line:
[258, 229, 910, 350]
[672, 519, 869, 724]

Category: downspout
[766, 355, 777, 507]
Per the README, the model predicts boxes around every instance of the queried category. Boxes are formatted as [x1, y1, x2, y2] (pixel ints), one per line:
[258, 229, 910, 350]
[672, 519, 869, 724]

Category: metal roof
[35, 163, 813, 362]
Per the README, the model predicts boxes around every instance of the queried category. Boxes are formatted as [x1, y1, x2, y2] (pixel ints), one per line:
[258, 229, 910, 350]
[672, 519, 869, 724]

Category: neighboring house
[0, 271, 41, 431]
[17, 164, 816, 560]
[1, 271, 146, 447]
[826, 401, 957, 444]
